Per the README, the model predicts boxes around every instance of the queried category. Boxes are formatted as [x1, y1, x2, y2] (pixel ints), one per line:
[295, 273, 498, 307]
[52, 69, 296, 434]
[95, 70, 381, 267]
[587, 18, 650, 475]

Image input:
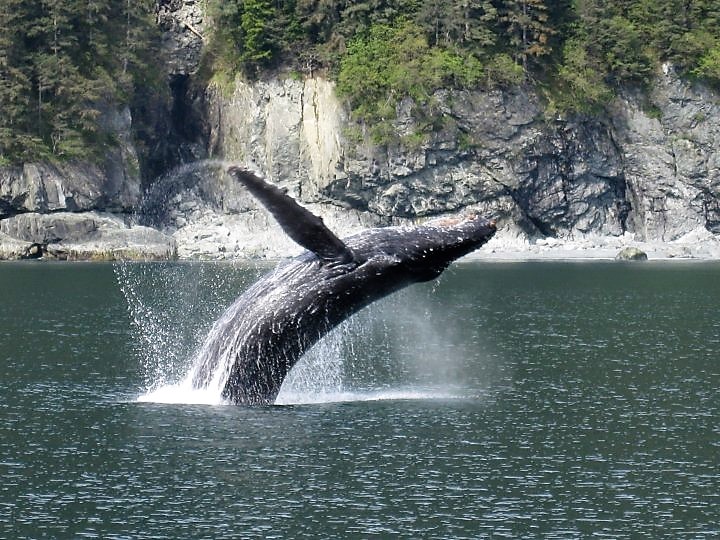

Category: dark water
[1, 261, 718, 538]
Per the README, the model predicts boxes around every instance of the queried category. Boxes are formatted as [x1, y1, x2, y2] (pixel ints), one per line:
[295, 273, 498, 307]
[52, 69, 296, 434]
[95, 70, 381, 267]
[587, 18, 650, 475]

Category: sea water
[1, 260, 718, 538]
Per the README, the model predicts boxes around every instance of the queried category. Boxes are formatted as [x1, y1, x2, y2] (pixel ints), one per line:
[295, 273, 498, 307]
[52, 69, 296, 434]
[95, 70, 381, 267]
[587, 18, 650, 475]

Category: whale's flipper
[228, 167, 355, 264]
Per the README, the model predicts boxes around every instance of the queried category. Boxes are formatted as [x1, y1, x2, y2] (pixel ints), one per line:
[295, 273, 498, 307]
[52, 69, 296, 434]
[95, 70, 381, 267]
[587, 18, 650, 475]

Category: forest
[1, 0, 719, 162]
[208, 0, 720, 134]
[0, 0, 159, 163]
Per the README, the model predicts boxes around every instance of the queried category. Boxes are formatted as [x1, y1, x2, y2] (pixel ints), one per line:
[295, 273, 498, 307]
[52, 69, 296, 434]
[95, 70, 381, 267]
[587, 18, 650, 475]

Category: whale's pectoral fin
[227, 167, 355, 265]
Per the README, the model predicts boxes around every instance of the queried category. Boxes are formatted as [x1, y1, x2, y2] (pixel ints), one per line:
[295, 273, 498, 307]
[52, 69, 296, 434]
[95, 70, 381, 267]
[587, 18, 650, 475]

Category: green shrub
[336, 21, 486, 144]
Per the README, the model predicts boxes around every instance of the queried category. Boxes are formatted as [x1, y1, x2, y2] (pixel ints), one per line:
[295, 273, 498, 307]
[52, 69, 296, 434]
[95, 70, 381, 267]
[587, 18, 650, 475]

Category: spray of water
[139, 159, 235, 227]
[116, 160, 478, 405]
[114, 259, 262, 404]
[116, 261, 476, 405]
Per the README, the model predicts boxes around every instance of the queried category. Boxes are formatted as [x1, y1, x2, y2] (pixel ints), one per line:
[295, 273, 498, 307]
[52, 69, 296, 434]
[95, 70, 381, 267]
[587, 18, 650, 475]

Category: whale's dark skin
[190, 167, 496, 404]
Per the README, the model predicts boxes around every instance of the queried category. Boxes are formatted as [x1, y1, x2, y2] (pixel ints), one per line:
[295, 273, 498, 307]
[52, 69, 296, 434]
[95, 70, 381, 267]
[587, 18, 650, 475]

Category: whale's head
[348, 214, 497, 283]
[406, 214, 497, 279]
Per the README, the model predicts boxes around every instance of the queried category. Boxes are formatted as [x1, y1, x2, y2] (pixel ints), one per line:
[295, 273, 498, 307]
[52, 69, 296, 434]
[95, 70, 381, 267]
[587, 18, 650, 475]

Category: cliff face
[1, 3, 719, 260]
[0, 106, 175, 261]
[191, 65, 718, 256]
[613, 70, 720, 241]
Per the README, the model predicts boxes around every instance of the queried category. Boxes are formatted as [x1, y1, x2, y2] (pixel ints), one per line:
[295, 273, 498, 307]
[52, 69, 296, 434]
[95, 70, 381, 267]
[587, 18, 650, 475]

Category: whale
[189, 167, 497, 404]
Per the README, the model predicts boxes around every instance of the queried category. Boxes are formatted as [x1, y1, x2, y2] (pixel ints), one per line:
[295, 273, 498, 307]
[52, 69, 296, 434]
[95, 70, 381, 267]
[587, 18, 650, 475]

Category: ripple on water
[1, 262, 719, 538]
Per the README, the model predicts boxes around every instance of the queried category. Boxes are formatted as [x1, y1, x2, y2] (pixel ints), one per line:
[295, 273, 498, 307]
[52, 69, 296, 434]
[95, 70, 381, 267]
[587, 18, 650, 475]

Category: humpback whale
[190, 167, 496, 404]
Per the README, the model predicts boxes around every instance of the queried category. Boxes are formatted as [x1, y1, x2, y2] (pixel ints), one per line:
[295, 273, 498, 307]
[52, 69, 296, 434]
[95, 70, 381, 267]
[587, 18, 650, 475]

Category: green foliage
[206, 0, 303, 78]
[498, 0, 555, 70]
[336, 21, 484, 144]
[553, 35, 614, 113]
[4, 0, 720, 162]
[0, 0, 161, 163]
[238, 0, 276, 68]
[596, 15, 654, 84]
[483, 53, 526, 87]
[693, 45, 720, 84]
[204, 0, 720, 137]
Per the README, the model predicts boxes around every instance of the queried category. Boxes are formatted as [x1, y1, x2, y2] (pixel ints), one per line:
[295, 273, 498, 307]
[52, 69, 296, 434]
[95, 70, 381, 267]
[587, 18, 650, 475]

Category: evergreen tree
[417, 0, 497, 51]
[0, 0, 160, 162]
[457, 0, 499, 50]
[240, 0, 277, 71]
[0, 0, 40, 159]
[499, 0, 555, 71]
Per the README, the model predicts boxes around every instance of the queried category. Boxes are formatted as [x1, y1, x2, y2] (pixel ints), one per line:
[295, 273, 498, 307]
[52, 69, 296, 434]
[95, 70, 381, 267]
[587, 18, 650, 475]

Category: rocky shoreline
[2, 1, 720, 264]
[474, 225, 720, 261]
[4, 66, 719, 263]
[2, 210, 719, 262]
[0, 212, 175, 261]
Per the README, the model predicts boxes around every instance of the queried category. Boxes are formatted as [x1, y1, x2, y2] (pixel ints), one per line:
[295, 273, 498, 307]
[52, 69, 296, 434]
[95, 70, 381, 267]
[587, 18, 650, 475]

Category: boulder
[0, 212, 177, 261]
[0, 231, 32, 259]
[615, 247, 648, 261]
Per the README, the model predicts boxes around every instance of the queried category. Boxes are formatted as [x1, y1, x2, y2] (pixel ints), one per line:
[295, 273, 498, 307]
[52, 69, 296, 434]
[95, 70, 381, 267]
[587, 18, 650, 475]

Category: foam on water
[137, 380, 228, 405]
[138, 381, 463, 406]
[275, 387, 466, 405]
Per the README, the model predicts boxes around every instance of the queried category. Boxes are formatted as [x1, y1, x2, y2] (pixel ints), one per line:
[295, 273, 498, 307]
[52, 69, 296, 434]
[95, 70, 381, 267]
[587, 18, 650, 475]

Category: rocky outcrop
[1, 41, 719, 261]
[0, 102, 174, 261]
[0, 212, 175, 261]
[181, 66, 717, 258]
[0, 160, 138, 219]
[615, 246, 648, 261]
[156, 0, 205, 76]
[612, 64, 720, 241]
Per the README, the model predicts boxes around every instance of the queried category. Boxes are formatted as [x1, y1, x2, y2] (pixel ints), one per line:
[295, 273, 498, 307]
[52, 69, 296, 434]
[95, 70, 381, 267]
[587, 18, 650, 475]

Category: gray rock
[0, 212, 176, 261]
[0, 231, 32, 260]
[612, 64, 720, 241]
[615, 247, 648, 261]
[0, 107, 141, 219]
[197, 66, 719, 257]
[157, 0, 205, 75]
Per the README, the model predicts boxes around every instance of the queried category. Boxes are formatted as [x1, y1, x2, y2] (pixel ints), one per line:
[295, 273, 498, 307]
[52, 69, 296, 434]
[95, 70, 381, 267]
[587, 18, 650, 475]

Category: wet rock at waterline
[615, 247, 649, 261]
[0, 212, 176, 261]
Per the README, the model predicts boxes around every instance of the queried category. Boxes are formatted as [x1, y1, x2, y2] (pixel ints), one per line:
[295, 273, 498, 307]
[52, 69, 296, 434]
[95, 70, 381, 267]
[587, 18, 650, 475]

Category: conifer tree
[0, 0, 39, 159]
[417, 0, 497, 51]
[499, 0, 554, 71]
[240, 0, 277, 70]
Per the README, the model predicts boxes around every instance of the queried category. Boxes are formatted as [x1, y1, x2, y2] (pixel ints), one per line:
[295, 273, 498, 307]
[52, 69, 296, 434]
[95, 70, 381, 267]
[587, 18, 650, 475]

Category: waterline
[136, 380, 228, 406]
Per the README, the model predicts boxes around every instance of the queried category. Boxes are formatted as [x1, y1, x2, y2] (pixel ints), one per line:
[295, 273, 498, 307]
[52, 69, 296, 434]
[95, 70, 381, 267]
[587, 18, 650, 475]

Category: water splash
[276, 388, 467, 406]
[274, 319, 351, 405]
[116, 260, 476, 406]
[117, 161, 479, 407]
[139, 159, 236, 227]
[136, 380, 227, 405]
[114, 261, 260, 397]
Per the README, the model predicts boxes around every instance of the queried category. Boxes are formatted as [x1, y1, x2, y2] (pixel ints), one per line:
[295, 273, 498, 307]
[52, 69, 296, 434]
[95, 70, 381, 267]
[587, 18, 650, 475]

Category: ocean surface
[1, 260, 718, 538]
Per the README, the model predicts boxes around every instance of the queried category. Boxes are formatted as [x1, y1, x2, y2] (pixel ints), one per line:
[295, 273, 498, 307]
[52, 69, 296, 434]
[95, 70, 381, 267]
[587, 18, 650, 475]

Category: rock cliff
[0, 103, 177, 260]
[159, 64, 718, 259]
[1, 3, 719, 260]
